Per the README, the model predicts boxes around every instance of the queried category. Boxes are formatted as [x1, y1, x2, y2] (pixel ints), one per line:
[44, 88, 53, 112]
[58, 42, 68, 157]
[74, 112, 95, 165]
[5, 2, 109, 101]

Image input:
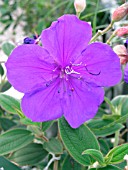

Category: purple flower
[6, 15, 122, 128]
[124, 40, 128, 83]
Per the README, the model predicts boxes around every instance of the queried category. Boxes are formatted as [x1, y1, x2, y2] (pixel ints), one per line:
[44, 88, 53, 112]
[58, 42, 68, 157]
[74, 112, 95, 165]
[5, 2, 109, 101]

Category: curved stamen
[85, 66, 101, 76]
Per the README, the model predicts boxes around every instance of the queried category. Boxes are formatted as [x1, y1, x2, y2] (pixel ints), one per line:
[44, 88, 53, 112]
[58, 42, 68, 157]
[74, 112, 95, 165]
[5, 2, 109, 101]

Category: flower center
[64, 66, 80, 75]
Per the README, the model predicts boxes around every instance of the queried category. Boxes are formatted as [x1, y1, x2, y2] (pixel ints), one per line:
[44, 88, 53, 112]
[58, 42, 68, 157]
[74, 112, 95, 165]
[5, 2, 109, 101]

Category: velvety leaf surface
[0, 94, 23, 116]
[0, 129, 34, 155]
[0, 156, 21, 170]
[62, 155, 82, 170]
[82, 149, 105, 165]
[59, 117, 100, 166]
[42, 120, 54, 132]
[10, 143, 48, 166]
[106, 143, 128, 164]
[43, 138, 63, 154]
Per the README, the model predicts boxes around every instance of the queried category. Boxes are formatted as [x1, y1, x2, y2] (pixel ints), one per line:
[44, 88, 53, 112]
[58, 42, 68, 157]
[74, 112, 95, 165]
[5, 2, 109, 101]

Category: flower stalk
[89, 21, 114, 43]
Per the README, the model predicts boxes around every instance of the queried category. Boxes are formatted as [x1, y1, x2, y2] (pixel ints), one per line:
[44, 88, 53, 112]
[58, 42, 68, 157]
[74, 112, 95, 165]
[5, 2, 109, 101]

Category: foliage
[0, 0, 128, 170]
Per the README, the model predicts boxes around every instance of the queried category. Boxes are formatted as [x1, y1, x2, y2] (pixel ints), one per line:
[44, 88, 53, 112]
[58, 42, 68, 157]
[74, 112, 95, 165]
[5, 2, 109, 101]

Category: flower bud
[115, 26, 128, 37]
[124, 40, 128, 49]
[112, 2, 128, 22]
[113, 45, 128, 64]
[74, 0, 86, 13]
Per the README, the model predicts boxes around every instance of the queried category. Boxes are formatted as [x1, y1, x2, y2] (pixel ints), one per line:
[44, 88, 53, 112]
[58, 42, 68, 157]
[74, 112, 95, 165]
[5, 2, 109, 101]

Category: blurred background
[0, 0, 127, 99]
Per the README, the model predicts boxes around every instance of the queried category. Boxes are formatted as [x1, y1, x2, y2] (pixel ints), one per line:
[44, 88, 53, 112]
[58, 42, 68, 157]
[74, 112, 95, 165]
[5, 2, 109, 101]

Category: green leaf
[59, 117, 100, 166]
[62, 155, 82, 170]
[112, 95, 128, 116]
[82, 149, 105, 166]
[106, 143, 128, 164]
[10, 143, 48, 166]
[104, 97, 116, 114]
[87, 119, 124, 137]
[2, 42, 15, 56]
[0, 118, 16, 131]
[90, 165, 122, 170]
[42, 120, 54, 132]
[0, 94, 23, 117]
[98, 138, 109, 155]
[20, 117, 41, 127]
[43, 138, 63, 154]
[1, 81, 11, 92]
[0, 156, 21, 170]
[0, 129, 34, 155]
[0, 64, 4, 76]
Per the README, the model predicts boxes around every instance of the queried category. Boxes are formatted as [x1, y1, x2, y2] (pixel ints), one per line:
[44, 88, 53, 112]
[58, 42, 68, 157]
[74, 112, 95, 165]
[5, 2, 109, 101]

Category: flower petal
[41, 14, 92, 66]
[21, 79, 63, 122]
[6, 45, 56, 93]
[124, 63, 128, 83]
[62, 78, 104, 128]
[74, 42, 122, 87]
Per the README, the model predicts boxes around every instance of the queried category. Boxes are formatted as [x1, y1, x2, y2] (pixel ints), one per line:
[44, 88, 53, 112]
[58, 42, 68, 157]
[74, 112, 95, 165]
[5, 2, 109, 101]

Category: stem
[93, 0, 99, 35]
[106, 32, 116, 44]
[76, 12, 80, 18]
[90, 21, 114, 43]
[44, 153, 60, 170]
[114, 130, 120, 147]
[53, 160, 58, 170]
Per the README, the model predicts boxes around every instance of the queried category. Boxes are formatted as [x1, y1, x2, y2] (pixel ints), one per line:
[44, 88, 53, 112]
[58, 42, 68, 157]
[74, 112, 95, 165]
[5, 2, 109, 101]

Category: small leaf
[0, 94, 23, 117]
[43, 138, 63, 154]
[1, 81, 11, 92]
[2, 42, 15, 56]
[0, 64, 4, 76]
[104, 97, 116, 114]
[82, 149, 105, 166]
[0, 118, 16, 131]
[20, 117, 41, 127]
[42, 121, 54, 132]
[90, 165, 122, 170]
[59, 117, 100, 166]
[98, 138, 109, 155]
[0, 156, 21, 170]
[88, 119, 124, 137]
[106, 143, 128, 164]
[112, 95, 128, 116]
[0, 129, 34, 155]
[10, 143, 48, 166]
[62, 155, 82, 170]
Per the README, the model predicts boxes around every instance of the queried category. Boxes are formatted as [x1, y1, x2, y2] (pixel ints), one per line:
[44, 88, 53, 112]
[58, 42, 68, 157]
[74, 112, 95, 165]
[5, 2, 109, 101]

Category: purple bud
[24, 37, 35, 44]
[124, 40, 128, 49]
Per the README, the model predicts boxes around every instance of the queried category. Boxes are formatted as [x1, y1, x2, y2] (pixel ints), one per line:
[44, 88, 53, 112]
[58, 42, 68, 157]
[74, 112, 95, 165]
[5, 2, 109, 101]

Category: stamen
[85, 66, 101, 76]
[65, 66, 80, 75]
[72, 62, 82, 66]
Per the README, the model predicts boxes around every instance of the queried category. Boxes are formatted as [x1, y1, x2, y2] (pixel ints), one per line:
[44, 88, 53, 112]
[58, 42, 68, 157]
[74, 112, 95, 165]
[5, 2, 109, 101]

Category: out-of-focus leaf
[0, 117, 16, 131]
[20, 117, 41, 127]
[0, 129, 34, 155]
[0, 94, 23, 117]
[0, 156, 21, 170]
[43, 138, 63, 154]
[59, 117, 100, 166]
[0, 64, 4, 76]
[90, 165, 122, 170]
[1, 81, 11, 92]
[62, 155, 82, 170]
[42, 121, 54, 132]
[98, 138, 109, 155]
[10, 143, 48, 166]
[2, 42, 15, 56]
[87, 119, 124, 137]
[112, 95, 128, 116]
